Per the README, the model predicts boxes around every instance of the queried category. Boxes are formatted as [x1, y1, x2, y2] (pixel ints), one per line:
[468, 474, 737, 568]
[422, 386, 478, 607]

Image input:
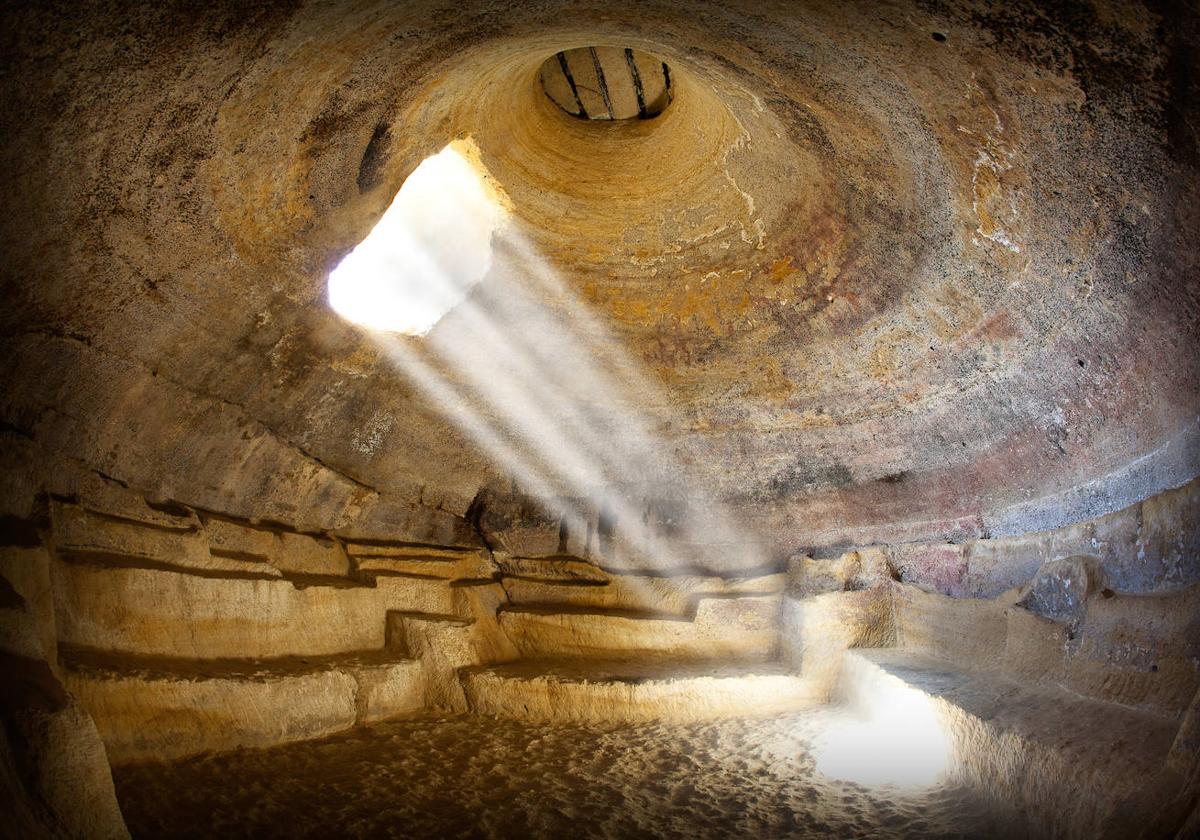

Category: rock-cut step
[460, 658, 819, 723]
[837, 649, 1188, 838]
[500, 566, 787, 616]
[60, 645, 426, 763]
[496, 594, 781, 660]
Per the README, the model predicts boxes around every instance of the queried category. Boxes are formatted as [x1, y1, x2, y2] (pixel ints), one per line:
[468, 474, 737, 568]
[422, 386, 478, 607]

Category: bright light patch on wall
[813, 663, 952, 789]
[328, 144, 505, 335]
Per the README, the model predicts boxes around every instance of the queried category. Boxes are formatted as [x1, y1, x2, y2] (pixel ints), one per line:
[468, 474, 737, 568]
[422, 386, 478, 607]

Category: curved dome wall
[1, 0, 1197, 556]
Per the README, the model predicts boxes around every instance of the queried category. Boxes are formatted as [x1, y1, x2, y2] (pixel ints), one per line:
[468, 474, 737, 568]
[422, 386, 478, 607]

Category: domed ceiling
[1, 0, 1197, 557]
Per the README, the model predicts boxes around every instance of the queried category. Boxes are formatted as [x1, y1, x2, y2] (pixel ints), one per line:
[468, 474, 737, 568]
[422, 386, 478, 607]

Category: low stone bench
[837, 648, 1195, 839]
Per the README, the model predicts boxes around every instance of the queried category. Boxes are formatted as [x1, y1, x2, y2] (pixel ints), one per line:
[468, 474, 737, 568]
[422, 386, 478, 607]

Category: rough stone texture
[0, 2, 1196, 834]
[203, 516, 279, 562]
[62, 649, 425, 763]
[49, 559, 456, 659]
[52, 500, 284, 579]
[1, 447, 1195, 835]
[818, 475, 1200, 599]
[786, 547, 893, 596]
[0, 551, 129, 838]
[1136, 476, 1200, 591]
[1168, 687, 1200, 837]
[778, 587, 896, 700]
[0, 660, 131, 840]
[841, 648, 1186, 840]
[497, 595, 780, 661]
[0, 546, 60, 669]
[1017, 555, 1096, 627]
[890, 543, 970, 598]
[385, 580, 520, 712]
[350, 543, 492, 580]
[462, 660, 818, 722]
[66, 658, 360, 764]
[353, 658, 428, 724]
[273, 531, 352, 577]
[891, 580, 1200, 719]
[0, 0, 1195, 562]
[503, 570, 785, 616]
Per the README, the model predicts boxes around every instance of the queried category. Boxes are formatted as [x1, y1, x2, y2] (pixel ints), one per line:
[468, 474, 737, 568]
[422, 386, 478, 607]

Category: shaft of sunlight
[328, 141, 766, 573]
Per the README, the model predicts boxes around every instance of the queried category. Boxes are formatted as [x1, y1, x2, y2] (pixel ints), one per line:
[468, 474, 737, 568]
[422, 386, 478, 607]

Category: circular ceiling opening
[539, 47, 673, 121]
[328, 143, 507, 336]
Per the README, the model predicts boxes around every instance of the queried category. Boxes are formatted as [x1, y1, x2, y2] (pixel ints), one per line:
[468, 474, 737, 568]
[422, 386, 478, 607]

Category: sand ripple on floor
[115, 711, 1028, 839]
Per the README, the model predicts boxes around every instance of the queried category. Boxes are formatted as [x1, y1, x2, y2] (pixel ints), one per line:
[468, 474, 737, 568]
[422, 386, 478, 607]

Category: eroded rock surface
[1, 0, 1197, 556]
[0, 1, 1197, 836]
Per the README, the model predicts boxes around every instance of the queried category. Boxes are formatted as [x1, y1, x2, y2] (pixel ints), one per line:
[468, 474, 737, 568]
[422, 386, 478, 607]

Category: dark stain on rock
[979, 310, 1020, 343]
[765, 461, 854, 498]
[301, 93, 376, 147]
[1154, 0, 1199, 167]
[357, 122, 392, 193]
[761, 94, 836, 158]
[0, 515, 42, 548]
[923, 0, 1171, 126]
[468, 487, 559, 536]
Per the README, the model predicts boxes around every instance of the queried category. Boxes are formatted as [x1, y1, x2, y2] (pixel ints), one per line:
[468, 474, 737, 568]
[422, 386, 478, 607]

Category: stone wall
[781, 477, 1200, 716]
[800, 475, 1200, 599]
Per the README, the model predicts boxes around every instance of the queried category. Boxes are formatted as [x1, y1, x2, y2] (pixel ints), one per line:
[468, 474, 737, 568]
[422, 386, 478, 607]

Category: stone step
[492, 554, 610, 583]
[502, 571, 786, 616]
[52, 500, 360, 580]
[496, 594, 780, 660]
[832, 648, 1186, 837]
[460, 658, 818, 722]
[50, 558, 461, 659]
[55, 545, 371, 590]
[350, 542, 491, 581]
[60, 645, 426, 764]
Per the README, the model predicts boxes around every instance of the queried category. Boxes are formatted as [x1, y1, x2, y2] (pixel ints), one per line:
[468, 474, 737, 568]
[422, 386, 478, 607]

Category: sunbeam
[332, 141, 767, 577]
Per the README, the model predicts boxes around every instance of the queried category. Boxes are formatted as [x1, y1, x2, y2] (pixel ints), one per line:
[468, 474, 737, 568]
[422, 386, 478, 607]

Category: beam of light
[328, 140, 769, 582]
[431, 231, 760, 570]
[328, 144, 506, 335]
[812, 662, 952, 789]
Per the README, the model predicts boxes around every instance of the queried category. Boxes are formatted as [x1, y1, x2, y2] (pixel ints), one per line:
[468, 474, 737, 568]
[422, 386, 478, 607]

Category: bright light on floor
[328, 143, 506, 335]
[813, 673, 951, 789]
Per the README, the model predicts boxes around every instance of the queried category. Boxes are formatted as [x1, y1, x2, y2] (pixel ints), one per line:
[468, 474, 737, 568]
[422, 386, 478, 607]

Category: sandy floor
[114, 712, 1029, 839]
